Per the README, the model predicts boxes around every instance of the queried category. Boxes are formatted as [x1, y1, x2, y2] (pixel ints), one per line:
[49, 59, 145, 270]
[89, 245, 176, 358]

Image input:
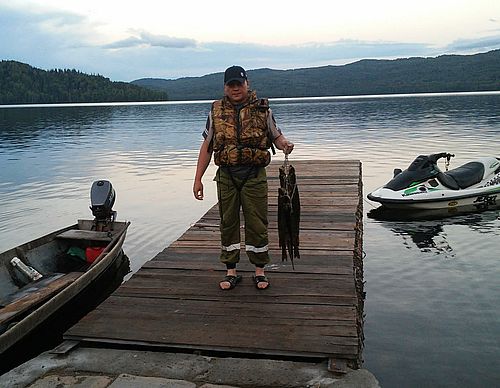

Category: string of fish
[277, 153, 301, 269]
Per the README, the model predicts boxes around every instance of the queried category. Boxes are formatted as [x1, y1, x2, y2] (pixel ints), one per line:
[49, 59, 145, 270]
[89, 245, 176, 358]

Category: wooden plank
[172, 229, 355, 245]
[177, 228, 355, 238]
[0, 272, 81, 325]
[165, 247, 354, 256]
[120, 272, 355, 294]
[98, 296, 358, 322]
[142, 260, 354, 275]
[56, 230, 112, 241]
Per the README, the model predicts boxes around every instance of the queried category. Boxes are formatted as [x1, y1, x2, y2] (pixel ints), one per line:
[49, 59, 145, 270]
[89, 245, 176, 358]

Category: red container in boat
[85, 247, 105, 263]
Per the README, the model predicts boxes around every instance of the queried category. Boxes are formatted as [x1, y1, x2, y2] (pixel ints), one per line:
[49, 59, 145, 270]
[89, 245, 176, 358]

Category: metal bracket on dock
[49, 340, 80, 355]
[328, 358, 348, 374]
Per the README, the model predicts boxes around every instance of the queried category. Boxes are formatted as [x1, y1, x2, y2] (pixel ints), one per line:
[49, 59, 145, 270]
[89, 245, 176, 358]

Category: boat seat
[444, 162, 485, 189]
[0, 272, 80, 327]
[56, 230, 112, 242]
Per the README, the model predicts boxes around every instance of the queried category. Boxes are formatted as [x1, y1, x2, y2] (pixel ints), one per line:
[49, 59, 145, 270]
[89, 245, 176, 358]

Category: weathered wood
[67, 297, 359, 358]
[65, 160, 364, 367]
[56, 230, 112, 241]
[0, 272, 80, 326]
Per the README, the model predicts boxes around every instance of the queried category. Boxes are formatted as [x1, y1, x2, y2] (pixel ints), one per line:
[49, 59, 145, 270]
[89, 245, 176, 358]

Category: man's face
[224, 80, 249, 104]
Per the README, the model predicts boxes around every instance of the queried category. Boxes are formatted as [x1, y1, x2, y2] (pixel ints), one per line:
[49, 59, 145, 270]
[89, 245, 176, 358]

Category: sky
[1, 0, 499, 82]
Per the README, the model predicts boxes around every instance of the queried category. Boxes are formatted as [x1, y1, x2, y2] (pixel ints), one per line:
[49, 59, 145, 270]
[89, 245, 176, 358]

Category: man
[193, 65, 294, 290]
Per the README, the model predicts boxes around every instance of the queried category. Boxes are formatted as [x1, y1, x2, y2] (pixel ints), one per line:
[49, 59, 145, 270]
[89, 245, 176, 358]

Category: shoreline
[1, 90, 499, 109]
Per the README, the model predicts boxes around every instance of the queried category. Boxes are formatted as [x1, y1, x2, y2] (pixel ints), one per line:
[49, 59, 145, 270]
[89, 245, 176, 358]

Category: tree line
[0, 61, 168, 104]
[132, 49, 500, 100]
[2, 50, 498, 104]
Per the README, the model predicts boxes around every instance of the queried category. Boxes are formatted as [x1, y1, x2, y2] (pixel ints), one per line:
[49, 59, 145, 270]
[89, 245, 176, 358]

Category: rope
[281, 154, 292, 195]
[281, 154, 299, 215]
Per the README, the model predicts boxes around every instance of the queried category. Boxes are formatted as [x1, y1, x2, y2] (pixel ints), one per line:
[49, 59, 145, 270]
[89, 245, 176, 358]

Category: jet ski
[368, 153, 500, 210]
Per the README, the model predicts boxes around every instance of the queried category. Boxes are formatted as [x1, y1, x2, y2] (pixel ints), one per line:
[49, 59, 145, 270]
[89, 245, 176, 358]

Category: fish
[278, 162, 300, 269]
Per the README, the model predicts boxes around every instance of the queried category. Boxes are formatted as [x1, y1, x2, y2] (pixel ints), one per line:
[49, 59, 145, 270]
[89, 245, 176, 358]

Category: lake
[1, 92, 499, 387]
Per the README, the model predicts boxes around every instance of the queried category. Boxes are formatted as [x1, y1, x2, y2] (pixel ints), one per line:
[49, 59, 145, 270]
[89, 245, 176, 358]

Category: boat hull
[0, 220, 130, 371]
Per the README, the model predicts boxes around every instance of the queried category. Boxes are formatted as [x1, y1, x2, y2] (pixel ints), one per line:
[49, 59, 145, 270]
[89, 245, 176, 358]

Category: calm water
[1, 93, 499, 386]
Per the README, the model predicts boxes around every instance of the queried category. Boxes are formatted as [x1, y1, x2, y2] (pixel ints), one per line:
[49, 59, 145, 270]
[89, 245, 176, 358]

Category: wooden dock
[64, 160, 364, 370]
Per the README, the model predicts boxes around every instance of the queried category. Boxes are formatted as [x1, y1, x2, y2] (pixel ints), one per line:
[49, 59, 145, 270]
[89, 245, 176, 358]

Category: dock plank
[65, 160, 364, 367]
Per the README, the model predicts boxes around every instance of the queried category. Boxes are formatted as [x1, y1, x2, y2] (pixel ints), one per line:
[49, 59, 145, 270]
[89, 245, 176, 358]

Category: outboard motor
[90, 180, 116, 230]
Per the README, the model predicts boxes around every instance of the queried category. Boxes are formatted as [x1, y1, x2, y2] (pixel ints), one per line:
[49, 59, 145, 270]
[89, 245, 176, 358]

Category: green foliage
[0, 61, 168, 104]
[132, 50, 500, 100]
[3, 50, 498, 104]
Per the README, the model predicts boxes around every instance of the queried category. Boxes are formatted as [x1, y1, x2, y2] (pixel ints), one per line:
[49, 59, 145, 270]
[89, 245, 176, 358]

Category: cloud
[103, 31, 197, 49]
[0, 5, 93, 68]
[0, 5, 102, 52]
[139, 31, 197, 49]
[1, 4, 498, 82]
[102, 36, 144, 49]
[37, 11, 87, 29]
[446, 34, 500, 51]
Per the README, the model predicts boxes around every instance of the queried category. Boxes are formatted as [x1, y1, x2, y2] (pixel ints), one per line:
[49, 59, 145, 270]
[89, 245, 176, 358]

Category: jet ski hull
[368, 186, 500, 210]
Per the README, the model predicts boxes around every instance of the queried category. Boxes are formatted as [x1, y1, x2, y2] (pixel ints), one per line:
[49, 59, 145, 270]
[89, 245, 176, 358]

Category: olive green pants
[214, 167, 270, 267]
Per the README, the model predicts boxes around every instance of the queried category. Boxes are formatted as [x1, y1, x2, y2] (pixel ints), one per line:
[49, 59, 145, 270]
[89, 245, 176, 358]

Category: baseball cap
[224, 65, 247, 84]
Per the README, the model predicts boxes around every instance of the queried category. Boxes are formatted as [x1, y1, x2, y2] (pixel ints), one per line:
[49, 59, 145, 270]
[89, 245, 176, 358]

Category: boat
[367, 153, 500, 210]
[0, 180, 130, 368]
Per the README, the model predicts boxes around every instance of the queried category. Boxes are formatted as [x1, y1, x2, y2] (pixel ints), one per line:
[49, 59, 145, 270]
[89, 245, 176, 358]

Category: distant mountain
[0, 61, 168, 105]
[132, 50, 500, 100]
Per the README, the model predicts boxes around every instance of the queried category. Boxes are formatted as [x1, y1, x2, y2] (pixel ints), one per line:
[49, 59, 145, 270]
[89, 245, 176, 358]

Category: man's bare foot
[254, 267, 269, 289]
[220, 268, 238, 290]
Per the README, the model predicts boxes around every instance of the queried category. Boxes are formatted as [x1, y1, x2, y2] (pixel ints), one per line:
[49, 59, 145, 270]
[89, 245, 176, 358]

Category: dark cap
[224, 65, 247, 84]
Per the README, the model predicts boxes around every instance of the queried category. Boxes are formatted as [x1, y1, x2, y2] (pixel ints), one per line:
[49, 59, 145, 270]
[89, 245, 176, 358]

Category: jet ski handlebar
[428, 153, 455, 164]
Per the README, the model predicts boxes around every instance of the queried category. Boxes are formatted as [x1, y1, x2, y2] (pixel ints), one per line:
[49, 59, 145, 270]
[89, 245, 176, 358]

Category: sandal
[253, 275, 270, 290]
[220, 274, 242, 290]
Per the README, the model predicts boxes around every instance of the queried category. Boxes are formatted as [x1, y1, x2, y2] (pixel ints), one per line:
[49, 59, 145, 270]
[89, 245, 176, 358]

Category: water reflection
[368, 207, 500, 255]
[0, 106, 115, 149]
[367, 203, 500, 221]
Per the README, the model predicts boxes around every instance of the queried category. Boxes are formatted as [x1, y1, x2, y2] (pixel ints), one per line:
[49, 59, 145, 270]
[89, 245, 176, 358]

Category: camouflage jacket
[211, 91, 272, 167]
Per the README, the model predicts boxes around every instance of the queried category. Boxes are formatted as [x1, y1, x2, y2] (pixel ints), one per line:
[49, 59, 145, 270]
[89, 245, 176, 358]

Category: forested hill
[132, 50, 500, 101]
[0, 61, 168, 105]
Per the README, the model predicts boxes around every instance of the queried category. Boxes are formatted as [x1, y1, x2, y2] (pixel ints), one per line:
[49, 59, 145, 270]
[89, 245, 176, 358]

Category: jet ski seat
[436, 172, 459, 190]
[440, 162, 484, 189]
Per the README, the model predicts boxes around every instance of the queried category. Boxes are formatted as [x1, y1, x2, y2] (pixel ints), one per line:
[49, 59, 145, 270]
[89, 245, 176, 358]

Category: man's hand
[193, 180, 204, 200]
[193, 139, 213, 201]
[275, 135, 294, 154]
